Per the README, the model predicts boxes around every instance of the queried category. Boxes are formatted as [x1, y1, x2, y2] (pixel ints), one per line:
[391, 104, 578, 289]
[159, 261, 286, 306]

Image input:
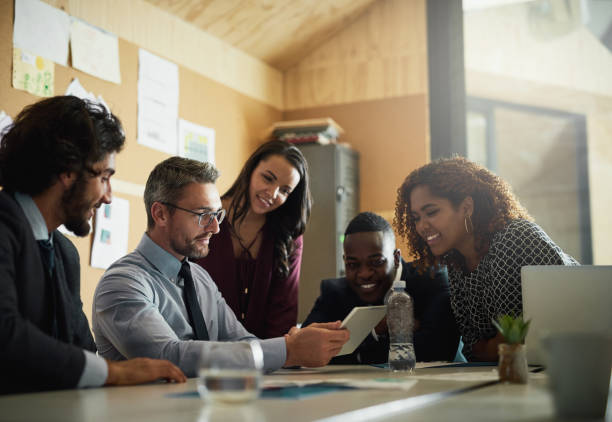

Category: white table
[0, 364, 603, 422]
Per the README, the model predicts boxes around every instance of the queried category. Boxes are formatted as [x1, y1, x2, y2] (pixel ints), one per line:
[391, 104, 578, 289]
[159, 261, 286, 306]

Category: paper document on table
[90, 198, 130, 269]
[70, 18, 121, 84]
[264, 378, 417, 391]
[338, 306, 386, 356]
[13, 0, 70, 66]
[137, 49, 179, 154]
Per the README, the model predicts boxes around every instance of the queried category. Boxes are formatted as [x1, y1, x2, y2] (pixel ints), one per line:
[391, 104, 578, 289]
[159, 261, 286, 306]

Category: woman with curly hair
[395, 156, 577, 361]
[194, 140, 311, 339]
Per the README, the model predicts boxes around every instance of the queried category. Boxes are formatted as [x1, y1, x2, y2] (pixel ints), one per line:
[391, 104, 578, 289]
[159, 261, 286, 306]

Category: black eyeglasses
[161, 202, 226, 227]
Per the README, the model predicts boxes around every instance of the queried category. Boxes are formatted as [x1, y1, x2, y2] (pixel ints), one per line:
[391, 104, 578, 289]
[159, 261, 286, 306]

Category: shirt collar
[14, 192, 52, 242]
[136, 233, 183, 280]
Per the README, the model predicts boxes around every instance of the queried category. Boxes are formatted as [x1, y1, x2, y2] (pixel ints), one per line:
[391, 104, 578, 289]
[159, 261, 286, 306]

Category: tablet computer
[337, 305, 387, 356]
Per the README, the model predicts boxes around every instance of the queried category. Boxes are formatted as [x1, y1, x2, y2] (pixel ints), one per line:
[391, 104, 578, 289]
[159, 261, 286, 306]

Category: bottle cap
[392, 279, 406, 289]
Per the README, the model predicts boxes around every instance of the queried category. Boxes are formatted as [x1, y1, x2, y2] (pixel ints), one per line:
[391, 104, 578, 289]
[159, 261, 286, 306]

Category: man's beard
[61, 174, 95, 237]
[170, 235, 209, 260]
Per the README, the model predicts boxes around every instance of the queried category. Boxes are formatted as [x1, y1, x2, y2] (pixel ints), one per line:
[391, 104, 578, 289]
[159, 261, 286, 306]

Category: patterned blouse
[447, 219, 578, 359]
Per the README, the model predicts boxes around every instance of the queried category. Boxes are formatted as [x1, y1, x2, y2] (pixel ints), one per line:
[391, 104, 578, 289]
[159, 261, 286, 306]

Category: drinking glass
[197, 341, 264, 405]
[542, 332, 612, 419]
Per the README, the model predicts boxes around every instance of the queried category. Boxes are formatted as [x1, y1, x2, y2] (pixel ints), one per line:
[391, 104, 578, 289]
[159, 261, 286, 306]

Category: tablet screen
[337, 305, 387, 356]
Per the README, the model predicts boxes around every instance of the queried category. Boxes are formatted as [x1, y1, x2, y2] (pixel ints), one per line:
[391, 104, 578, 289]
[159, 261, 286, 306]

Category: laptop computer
[521, 265, 612, 366]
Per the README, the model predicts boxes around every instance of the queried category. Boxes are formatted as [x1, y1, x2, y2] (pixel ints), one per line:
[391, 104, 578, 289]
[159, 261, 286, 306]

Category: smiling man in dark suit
[0, 96, 185, 394]
[303, 211, 459, 364]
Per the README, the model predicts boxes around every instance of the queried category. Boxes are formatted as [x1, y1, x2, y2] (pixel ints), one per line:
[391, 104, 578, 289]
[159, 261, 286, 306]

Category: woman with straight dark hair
[194, 140, 311, 338]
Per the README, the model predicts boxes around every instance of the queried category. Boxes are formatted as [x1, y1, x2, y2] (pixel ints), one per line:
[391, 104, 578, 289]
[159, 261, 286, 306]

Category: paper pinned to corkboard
[12, 46, 54, 97]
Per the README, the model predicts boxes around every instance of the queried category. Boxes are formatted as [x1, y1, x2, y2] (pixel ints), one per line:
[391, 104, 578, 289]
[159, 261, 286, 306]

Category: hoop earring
[464, 215, 474, 234]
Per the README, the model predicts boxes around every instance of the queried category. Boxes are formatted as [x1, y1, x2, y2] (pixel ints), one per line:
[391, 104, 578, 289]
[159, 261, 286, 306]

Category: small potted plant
[492, 314, 531, 384]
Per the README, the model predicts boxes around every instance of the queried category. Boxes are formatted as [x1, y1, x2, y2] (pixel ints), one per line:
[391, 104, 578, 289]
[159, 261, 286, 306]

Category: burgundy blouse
[194, 218, 302, 339]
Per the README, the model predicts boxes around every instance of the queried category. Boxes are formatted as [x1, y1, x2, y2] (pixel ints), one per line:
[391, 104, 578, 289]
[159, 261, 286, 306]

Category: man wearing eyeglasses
[92, 156, 349, 376]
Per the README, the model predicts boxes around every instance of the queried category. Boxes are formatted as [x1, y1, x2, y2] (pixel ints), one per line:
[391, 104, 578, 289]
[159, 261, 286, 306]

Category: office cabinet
[296, 143, 359, 322]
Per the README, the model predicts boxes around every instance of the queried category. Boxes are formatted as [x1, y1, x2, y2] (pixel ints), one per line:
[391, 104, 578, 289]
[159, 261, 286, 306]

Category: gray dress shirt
[92, 233, 286, 377]
[15, 193, 107, 388]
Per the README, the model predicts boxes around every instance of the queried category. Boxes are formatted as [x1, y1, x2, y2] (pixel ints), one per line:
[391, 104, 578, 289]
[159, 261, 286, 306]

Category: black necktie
[179, 261, 209, 340]
[37, 239, 55, 278]
[38, 238, 62, 339]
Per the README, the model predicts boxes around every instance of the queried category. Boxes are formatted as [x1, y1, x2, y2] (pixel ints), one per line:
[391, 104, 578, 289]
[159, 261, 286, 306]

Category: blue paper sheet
[165, 384, 354, 401]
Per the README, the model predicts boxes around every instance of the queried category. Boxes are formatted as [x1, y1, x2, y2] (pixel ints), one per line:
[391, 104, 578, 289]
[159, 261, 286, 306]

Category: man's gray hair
[144, 156, 220, 229]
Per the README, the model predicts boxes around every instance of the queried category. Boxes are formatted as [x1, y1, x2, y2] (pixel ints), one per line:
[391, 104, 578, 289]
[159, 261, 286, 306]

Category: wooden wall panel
[284, 94, 429, 236]
[284, 0, 427, 110]
[143, 0, 378, 70]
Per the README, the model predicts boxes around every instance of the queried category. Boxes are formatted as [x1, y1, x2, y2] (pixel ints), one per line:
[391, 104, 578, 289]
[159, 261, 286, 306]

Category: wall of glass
[463, 0, 612, 264]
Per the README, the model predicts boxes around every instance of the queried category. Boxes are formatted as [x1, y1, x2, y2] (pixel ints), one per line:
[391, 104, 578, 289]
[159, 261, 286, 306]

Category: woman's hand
[471, 332, 505, 361]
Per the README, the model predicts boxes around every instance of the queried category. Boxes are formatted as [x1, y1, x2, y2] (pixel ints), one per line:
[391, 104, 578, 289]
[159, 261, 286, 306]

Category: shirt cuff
[77, 350, 108, 388]
[259, 337, 287, 371]
[371, 328, 379, 342]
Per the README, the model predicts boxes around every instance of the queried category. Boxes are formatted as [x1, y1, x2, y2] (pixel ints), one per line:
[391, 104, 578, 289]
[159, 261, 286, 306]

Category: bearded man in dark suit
[0, 96, 185, 394]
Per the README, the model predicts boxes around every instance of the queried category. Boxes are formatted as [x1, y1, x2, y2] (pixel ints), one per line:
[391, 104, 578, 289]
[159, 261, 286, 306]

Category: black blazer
[303, 259, 459, 364]
[0, 191, 96, 394]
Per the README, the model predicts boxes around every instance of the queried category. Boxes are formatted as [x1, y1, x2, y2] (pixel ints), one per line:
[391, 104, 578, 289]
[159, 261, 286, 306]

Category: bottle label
[389, 343, 416, 371]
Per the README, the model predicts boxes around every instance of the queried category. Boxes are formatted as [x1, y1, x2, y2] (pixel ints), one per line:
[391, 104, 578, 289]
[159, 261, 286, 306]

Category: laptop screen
[521, 265, 612, 366]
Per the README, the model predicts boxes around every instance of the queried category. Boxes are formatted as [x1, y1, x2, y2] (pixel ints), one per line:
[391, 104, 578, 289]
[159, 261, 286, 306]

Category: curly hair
[394, 156, 531, 272]
[0, 96, 124, 195]
[224, 140, 312, 279]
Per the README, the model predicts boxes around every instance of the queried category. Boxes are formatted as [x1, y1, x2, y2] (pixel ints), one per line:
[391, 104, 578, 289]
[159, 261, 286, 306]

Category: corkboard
[0, 0, 282, 322]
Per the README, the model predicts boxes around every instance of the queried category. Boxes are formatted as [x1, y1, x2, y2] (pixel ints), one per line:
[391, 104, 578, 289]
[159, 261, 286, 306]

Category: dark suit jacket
[303, 259, 459, 364]
[0, 191, 96, 394]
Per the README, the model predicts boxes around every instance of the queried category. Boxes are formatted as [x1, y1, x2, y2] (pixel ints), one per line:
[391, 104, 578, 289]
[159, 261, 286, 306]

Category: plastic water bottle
[386, 279, 416, 371]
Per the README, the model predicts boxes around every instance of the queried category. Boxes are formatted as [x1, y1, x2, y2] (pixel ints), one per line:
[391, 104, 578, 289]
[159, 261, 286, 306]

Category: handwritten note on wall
[70, 18, 121, 84]
[12, 47, 54, 97]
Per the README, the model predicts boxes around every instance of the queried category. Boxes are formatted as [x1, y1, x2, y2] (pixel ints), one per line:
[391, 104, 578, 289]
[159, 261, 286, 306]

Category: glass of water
[197, 341, 264, 405]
